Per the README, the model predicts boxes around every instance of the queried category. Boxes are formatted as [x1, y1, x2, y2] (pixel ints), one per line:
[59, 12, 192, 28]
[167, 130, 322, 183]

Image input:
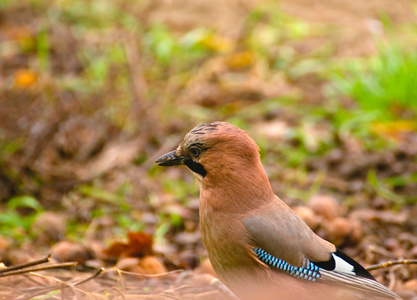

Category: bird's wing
[242, 198, 400, 299]
[242, 198, 335, 267]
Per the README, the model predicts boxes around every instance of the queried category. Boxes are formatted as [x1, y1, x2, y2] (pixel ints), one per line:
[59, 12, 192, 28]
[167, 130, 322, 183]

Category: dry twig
[0, 262, 77, 278]
[366, 259, 417, 271]
[0, 254, 51, 274]
[72, 267, 104, 285]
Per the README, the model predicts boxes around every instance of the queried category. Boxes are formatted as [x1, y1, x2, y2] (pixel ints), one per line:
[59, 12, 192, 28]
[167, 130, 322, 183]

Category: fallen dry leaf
[14, 69, 38, 88]
[104, 231, 153, 261]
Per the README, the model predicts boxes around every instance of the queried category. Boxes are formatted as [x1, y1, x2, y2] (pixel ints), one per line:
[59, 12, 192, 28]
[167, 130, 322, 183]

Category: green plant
[367, 170, 417, 205]
[331, 43, 417, 121]
[0, 196, 44, 242]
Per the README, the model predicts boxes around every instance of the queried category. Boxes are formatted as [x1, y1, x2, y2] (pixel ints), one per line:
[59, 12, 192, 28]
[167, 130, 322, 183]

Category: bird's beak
[155, 150, 186, 166]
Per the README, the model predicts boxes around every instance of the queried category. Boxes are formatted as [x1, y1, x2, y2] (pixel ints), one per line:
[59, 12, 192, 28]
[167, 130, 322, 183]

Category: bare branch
[0, 254, 50, 274]
[72, 268, 104, 286]
[0, 262, 77, 277]
[366, 259, 417, 271]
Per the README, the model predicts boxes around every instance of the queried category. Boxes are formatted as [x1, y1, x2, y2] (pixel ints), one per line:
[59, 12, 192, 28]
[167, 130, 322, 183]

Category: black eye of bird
[189, 147, 201, 158]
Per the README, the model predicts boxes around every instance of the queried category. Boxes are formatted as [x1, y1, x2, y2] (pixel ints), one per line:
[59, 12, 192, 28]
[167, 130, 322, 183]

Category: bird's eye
[189, 147, 201, 158]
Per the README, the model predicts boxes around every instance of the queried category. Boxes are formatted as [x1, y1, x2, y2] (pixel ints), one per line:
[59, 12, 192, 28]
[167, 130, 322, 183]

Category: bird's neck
[200, 160, 274, 213]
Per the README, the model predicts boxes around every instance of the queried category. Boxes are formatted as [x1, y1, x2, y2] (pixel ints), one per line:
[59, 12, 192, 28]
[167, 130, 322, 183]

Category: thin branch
[109, 287, 126, 300]
[0, 254, 51, 274]
[108, 267, 184, 278]
[387, 266, 397, 291]
[114, 265, 126, 292]
[19, 269, 102, 300]
[366, 259, 417, 271]
[72, 268, 104, 286]
[20, 281, 79, 300]
[0, 262, 77, 277]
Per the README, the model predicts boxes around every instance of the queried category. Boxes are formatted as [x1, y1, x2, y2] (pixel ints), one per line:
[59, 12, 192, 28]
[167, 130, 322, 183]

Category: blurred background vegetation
[0, 0, 417, 289]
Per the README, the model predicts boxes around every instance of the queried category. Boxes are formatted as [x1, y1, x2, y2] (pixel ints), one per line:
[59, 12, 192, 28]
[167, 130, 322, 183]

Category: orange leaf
[125, 231, 153, 258]
[14, 69, 38, 88]
[104, 231, 153, 260]
[103, 241, 129, 259]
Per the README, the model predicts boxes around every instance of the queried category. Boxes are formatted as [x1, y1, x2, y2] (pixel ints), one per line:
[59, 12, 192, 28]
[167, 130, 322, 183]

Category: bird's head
[156, 122, 262, 184]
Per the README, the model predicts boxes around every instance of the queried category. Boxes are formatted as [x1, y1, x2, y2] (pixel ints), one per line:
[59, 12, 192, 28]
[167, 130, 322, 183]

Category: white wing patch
[332, 253, 355, 275]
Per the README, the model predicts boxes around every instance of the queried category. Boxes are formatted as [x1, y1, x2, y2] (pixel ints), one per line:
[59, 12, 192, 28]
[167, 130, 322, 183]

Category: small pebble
[325, 217, 358, 247]
[137, 256, 167, 275]
[309, 194, 339, 220]
[116, 257, 141, 272]
[51, 241, 93, 264]
[32, 212, 66, 245]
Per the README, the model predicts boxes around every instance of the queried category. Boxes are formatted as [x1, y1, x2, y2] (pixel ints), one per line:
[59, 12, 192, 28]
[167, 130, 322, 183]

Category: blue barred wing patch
[254, 248, 321, 281]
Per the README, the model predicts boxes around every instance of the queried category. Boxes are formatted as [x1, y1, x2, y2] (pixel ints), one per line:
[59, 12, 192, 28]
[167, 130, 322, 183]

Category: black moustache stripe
[184, 159, 207, 177]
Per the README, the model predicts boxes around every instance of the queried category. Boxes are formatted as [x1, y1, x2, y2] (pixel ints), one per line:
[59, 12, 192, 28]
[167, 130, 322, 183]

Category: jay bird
[156, 122, 401, 300]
